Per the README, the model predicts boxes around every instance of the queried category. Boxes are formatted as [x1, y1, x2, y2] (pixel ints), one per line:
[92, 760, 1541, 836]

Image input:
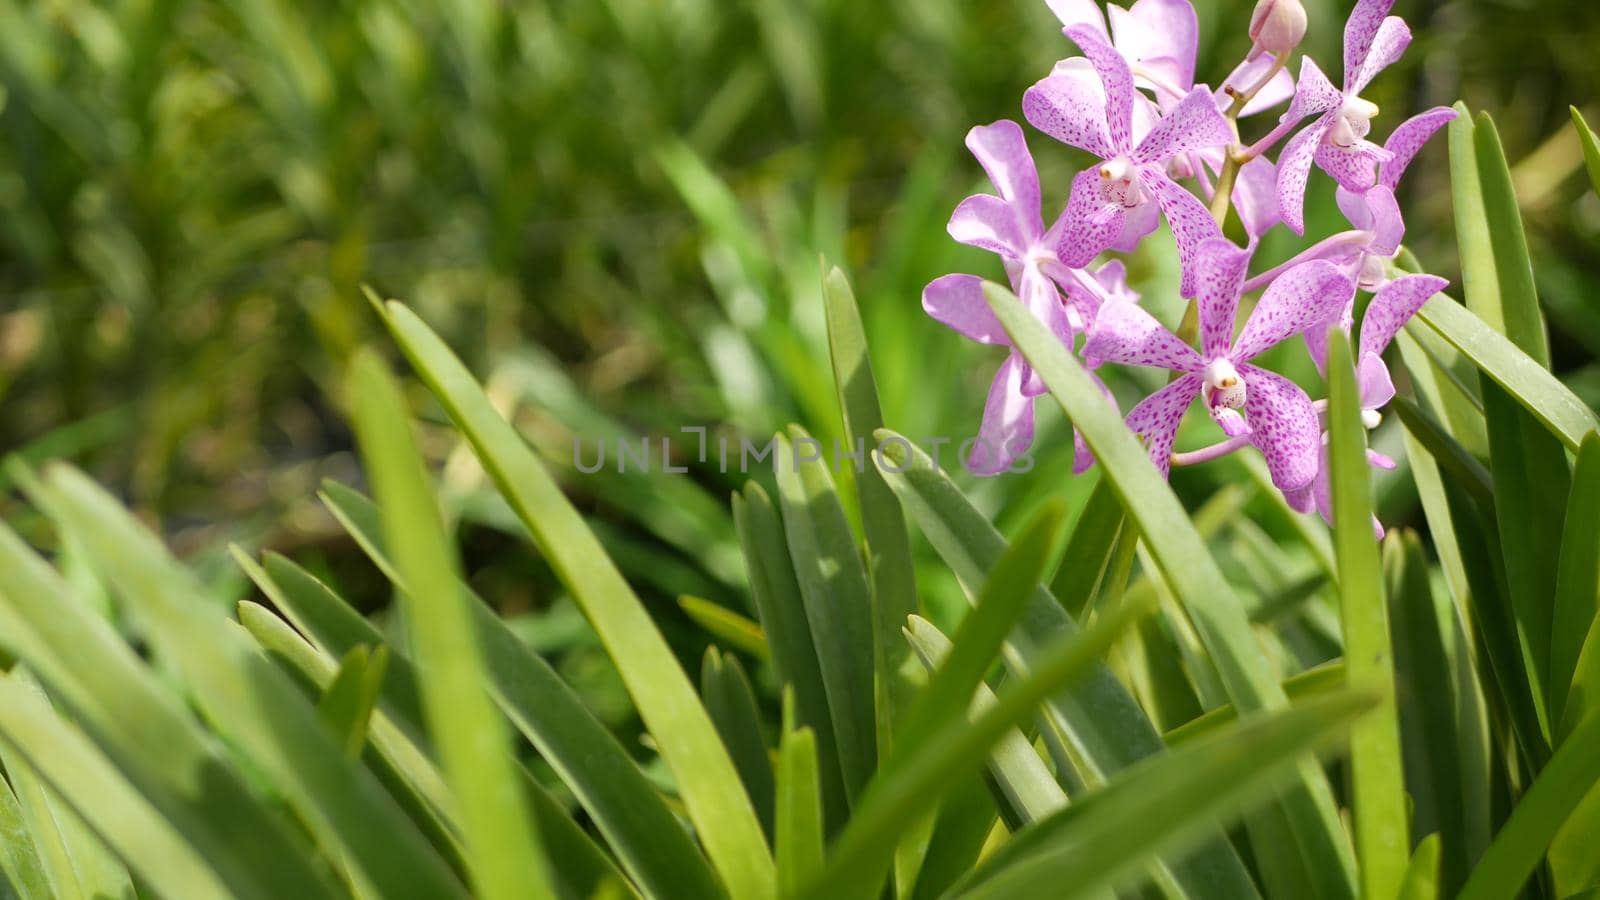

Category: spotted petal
[1335, 184, 1404, 256]
[1233, 259, 1355, 362]
[1342, 0, 1397, 92]
[1359, 273, 1449, 359]
[1348, 15, 1411, 95]
[1133, 86, 1232, 166]
[1380, 106, 1458, 190]
[1083, 296, 1203, 373]
[1064, 24, 1135, 154]
[1143, 166, 1223, 298]
[1055, 168, 1161, 267]
[1072, 371, 1119, 474]
[1280, 57, 1344, 128]
[1023, 59, 1116, 160]
[966, 120, 1043, 239]
[923, 274, 1008, 345]
[1241, 364, 1322, 492]
[1314, 138, 1393, 193]
[1017, 265, 1075, 396]
[1234, 155, 1282, 238]
[1124, 374, 1202, 478]
[1192, 237, 1251, 359]
[968, 354, 1036, 476]
[1276, 112, 1335, 234]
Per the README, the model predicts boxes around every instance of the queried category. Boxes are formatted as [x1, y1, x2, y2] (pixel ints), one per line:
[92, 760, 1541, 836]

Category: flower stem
[1170, 434, 1253, 467]
[1206, 53, 1291, 228]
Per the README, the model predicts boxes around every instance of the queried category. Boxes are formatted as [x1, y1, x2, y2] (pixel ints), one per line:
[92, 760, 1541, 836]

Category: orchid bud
[1248, 0, 1307, 57]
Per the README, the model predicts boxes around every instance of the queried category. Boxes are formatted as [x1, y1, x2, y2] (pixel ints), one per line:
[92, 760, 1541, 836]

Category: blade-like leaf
[348, 349, 553, 900]
[1469, 111, 1551, 366]
[1411, 294, 1600, 452]
[773, 429, 878, 803]
[1458, 707, 1600, 899]
[313, 481, 728, 900]
[1550, 433, 1600, 725]
[702, 650, 777, 841]
[0, 673, 232, 900]
[318, 645, 388, 759]
[0, 770, 50, 900]
[953, 691, 1375, 900]
[0, 490, 344, 900]
[1574, 107, 1600, 198]
[822, 264, 920, 756]
[775, 713, 824, 899]
[734, 484, 849, 831]
[985, 280, 1357, 894]
[1328, 331, 1408, 897]
[798, 584, 1159, 900]
[375, 298, 775, 900]
[680, 596, 769, 661]
[30, 464, 468, 900]
[1396, 835, 1442, 900]
[1048, 476, 1125, 617]
[1163, 662, 1347, 746]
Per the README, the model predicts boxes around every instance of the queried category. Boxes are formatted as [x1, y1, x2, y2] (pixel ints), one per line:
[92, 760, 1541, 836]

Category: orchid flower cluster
[924, 0, 1455, 536]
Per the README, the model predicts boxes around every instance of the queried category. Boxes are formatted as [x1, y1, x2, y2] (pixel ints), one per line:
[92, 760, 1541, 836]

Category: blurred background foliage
[1, 0, 1598, 730]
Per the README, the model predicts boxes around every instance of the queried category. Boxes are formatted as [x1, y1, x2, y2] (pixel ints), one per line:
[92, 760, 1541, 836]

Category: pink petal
[1023, 59, 1116, 160]
[1045, 0, 1108, 37]
[1357, 351, 1396, 410]
[1241, 364, 1322, 492]
[1348, 16, 1412, 95]
[1064, 24, 1135, 154]
[968, 355, 1036, 476]
[1211, 407, 1253, 437]
[1055, 168, 1130, 267]
[1083, 296, 1203, 373]
[1143, 167, 1222, 298]
[1109, 0, 1198, 97]
[1132, 86, 1232, 165]
[1234, 155, 1282, 238]
[948, 193, 1027, 256]
[1192, 237, 1251, 359]
[1380, 106, 1458, 190]
[1358, 273, 1448, 359]
[923, 274, 1009, 345]
[1227, 56, 1297, 117]
[1276, 113, 1335, 235]
[1314, 138, 1393, 193]
[965, 121, 1043, 239]
[1072, 371, 1119, 474]
[1109, 190, 1163, 253]
[1125, 374, 1202, 478]
[1364, 185, 1405, 256]
[1233, 259, 1355, 362]
[1342, 0, 1397, 92]
[1281, 57, 1344, 127]
[1018, 266, 1074, 397]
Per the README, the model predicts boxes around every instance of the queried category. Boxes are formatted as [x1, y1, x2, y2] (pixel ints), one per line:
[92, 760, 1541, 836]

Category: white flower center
[1358, 252, 1388, 291]
[1328, 96, 1379, 148]
[1362, 409, 1383, 429]
[1098, 158, 1149, 208]
[1202, 358, 1247, 410]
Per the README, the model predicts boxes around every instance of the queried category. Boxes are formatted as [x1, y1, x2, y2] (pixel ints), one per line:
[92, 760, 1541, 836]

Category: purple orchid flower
[924, 120, 1134, 475]
[1081, 238, 1353, 494]
[1286, 273, 1449, 536]
[1044, 0, 1292, 239]
[1274, 0, 1415, 233]
[1023, 23, 1232, 297]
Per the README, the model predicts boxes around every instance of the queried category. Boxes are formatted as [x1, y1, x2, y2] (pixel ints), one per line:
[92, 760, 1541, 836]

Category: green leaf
[702, 650, 777, 840]
[734, 484, 849, 832]
[680, 596, 769, 661]
[375, 298, 774, 900]
[1047, 475, 1125, 618]
[1574, 107, 1600, 198]
[1163, 662, 1347, 746]
[1385, 531, 1492, 896]
[1469, 111, 1550, 366]
[772, 428, 878, 804]
[1551, 433, 1600, 726]
[872, 435, 1258, 898]
[907, 776, 1000, 900]
[314, 480, 728, 900]
[1412, 294, 1600, 453]
[348, 348, 553, 900]
[0, 770, 50, 900]
[798, 583, 1159, 900]
[1458, 708, 1600, 899]
[821, 263, 920, 775]
[953, 691, 1375, 900]
[0, 672, 232, 900]
[1396, 835, 1442, 900]
[318, 645, 389, 759]
[983, 280, 1356, 895]
[0, 674, 104, 900]
[0, 493, 342, 900]
[1549, 777, 1600, 897]
[775, 708, 824, 899]
[1327, 331, 1408, 897]
[903, 617, 1069, 826]
[30, 463, 467, 899]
